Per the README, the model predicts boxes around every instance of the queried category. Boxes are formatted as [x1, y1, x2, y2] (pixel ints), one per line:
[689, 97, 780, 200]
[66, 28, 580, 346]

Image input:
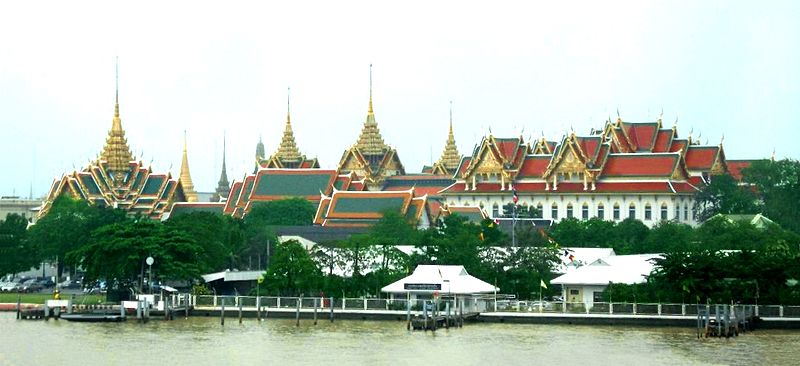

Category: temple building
[39, 68, 188, 220]
[257, 91, 319, 170]
[314, 188, 430, 228]
[337, 67, 405, 190]
[440, 115, 728, 227]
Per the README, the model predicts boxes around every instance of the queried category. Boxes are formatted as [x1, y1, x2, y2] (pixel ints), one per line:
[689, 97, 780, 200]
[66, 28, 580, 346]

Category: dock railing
[192, 295, 485, 314]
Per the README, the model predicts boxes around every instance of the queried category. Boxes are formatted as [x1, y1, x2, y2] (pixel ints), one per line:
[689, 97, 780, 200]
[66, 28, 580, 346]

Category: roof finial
[449, 100, 453, 132]
[114, 56, 120, 118]
[772, 148, 776, 161]
[368, 64, 373, 115]
[287, 87, 291, 123]
[183, 130, 187, 152]
[720, 134, 725, 146]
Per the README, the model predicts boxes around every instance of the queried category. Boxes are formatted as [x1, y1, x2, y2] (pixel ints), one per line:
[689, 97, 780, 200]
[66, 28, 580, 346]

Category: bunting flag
[568, 254, 575, 262]
[479, 232, 485, 241]
[512, 189, 519, 204]
[493, 218, 500, 225]
[540, 279, 547, 289]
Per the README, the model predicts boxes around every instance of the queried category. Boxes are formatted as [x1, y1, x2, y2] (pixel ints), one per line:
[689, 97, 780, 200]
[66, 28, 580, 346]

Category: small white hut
[381, 265, 497, 303]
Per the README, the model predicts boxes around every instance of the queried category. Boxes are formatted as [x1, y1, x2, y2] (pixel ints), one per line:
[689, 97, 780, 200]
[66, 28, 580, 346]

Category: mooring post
[313, 298, 318, 326]
[330, 297, 334, 322]
[144, 299, 150, 323]
[445, 301, 450, 329]
[363, 297, 367, 311]
[238, 299, 243, 325]
[185, 294, 189, 318]
[295, 296, 301, 327]
[120, 302, 125, 319]
[221, 299, 225, 326]
[16, 295, 21, 320]
[406, 294, 411, 331]
[256, 296, 261, 321]
[136, 301, 142, 322]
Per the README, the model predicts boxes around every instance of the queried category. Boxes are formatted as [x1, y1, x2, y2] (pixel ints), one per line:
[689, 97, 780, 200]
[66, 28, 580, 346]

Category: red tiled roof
[456, 157, 471, 177]
[652, 130, 673, 153]
[670, 139, 688, 153]
[685, 146, 718, 170]
[518, 155, 551, 177]
[577, 137, 601, 160]
[602, 154, 679, 177]
[625, 123, 658, 151]
[496, 139, 519, 161]
[687, 175, 706, 186]
[727, 160, 755, 181]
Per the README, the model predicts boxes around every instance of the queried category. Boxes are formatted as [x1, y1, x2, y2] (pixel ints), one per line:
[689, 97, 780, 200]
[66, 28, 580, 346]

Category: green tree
[614, 218, 650, 254]
[694, 173, 758, 222]
[0, 214, 36, 277]
[166, 212, 243, 271]
[744, 159, 800, 234]
[28, 196, 126, 279]
[644, 220, 695, 253]
[260, 239, 321, 296]
[549, 218, 587, 247]
[370, 211, 416, 271]
[67, 219, 210, 292]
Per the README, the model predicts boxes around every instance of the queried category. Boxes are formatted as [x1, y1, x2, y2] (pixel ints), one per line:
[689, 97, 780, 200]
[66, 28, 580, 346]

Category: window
[569, 289, 579, 295]
[536, 203, 543, 218]
[593, 292, 604, 302]
[597, 204, 605, 219]
[675, 205, 681, 221]
[566, 204, 573, 219]
[661, 204, 668, 221]
[683, 204, 688, 221]
[628, 203, 636, 219]
[551, 203, 559, 220]
[582, 204, 589, 220]
[613, 204, 620, 220]
[644, 204, 652, 220]
[492, 203, 499, 218]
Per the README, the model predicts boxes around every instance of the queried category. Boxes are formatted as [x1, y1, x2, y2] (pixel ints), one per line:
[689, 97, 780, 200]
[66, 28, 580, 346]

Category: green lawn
[0, 293, 106, 304]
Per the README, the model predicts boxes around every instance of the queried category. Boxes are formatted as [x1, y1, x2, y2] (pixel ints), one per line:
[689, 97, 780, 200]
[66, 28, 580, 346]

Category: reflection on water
[1, 312, 798, 365]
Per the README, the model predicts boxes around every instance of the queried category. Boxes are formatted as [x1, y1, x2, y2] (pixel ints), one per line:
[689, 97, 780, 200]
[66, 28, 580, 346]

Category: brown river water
[1, 312, 798, 365]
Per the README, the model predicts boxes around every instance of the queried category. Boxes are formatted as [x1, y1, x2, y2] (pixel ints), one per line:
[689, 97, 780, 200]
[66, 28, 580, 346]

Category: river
[0, 312, 797, 365]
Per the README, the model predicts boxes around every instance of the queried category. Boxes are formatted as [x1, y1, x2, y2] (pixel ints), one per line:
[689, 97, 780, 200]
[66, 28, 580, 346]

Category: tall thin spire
[437, 101, 461, 172]
[214, 132, 230, 202]
[100, 58, 134, 182]
[179, 130, 198, 202]
[357, 63, 386, 156]
[274, 87, 302, 162]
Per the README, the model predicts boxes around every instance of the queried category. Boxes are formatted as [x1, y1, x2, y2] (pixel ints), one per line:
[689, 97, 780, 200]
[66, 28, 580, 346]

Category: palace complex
[41, 66, 751, 229]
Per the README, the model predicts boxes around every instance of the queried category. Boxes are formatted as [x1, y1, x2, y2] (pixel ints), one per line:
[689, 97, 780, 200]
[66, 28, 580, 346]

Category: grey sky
[1, 1, 798, 197]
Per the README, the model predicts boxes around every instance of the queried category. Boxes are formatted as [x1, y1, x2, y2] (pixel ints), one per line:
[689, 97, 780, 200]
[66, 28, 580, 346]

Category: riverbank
[6, 302, 800, 329]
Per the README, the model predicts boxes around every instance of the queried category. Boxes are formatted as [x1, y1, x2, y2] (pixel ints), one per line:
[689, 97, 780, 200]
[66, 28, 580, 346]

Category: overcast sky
[1, 1, 798, 197]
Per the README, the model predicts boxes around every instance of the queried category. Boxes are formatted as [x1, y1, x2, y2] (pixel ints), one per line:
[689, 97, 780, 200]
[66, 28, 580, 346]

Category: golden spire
[357, 64, 387, 155]
[274, 87, 302, 162]
[179, 131, 198, 202]
[437, 101, 461, 170]
[99, 57, 134, 182]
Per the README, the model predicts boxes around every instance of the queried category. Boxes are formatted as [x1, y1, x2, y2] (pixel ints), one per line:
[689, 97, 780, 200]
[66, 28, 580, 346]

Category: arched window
[566, 204, 574, 219]
[536, 203, 543, 218]
[492, 203, 499, 218]
[644, 204, 652, 220]
[675, 205, 681, 221]
[551, 203, 559, 220]
[683, 204, 689, 221]
[628, 203, 636, 220]
[660, 203, 668, 221]
[613, 203, 620, 220]
[582, 203, 589, 220]
[597, 203, 605, 219]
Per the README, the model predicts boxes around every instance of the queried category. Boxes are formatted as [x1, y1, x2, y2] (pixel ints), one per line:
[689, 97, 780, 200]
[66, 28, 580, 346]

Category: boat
[59, 313, 125, 322]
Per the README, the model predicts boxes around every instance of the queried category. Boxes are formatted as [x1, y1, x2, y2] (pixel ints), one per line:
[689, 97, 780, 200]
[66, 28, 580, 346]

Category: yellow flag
[540, 279, 547, 289]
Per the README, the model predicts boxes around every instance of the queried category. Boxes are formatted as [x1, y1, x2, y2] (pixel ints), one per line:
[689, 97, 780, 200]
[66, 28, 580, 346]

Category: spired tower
[259, 89, 319, 169]
[212, 133, 231, 202]
[99, 62, 135, 185]
[38, 59, 188, 219]
[179, 131, 198, 202]
[431, 102, 462, 176]
[254, 136, 266, 172]
[337, 65, 404, 190]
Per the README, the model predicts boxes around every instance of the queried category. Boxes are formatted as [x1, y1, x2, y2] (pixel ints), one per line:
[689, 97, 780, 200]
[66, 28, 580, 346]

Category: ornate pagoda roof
[431, 103, 461, 175]
[98, 70, 134, 183]
[213, 134, 231, 202]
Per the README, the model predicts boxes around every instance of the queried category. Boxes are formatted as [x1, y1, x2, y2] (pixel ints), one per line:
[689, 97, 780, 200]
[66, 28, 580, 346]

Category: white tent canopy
[551, 254, 660, 286]
[381, 265, 498, 295]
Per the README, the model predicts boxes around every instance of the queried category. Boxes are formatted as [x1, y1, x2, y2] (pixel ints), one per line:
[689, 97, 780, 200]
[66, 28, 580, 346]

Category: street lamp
[146, 256, 154, 294]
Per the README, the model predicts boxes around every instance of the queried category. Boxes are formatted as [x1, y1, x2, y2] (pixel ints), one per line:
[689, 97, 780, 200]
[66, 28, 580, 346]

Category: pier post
[446, 301, 450, 329]
[682, 304, 686, 316]
[780, 306, 784, 318]
[256, 296, 261, 321]
[213, 295, 217, 308]
[221, 300, 225, 326]
[16, 295, 21, 320]
[609, 302, 613, 315]
[632, 303, 637, 315]
[658, 304, 662, 316]
[406, 293, 411, 331]
[144, 299, 149, 323]
[364, 298, 367, 311]
[423, 301, 428, 332]
[136, 301, 142, 322]
[295, 296, 301, 327]
[120, 302, 125, 319]
[185, 294, 189, 318]
[54, 305, 60, 319]
[238, 300, 243, 324]
[314, 298, 318, 325]
[330, 297, 334, 322]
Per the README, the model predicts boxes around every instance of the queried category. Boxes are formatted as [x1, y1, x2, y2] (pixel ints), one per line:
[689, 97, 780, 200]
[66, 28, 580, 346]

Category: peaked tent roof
[381, 265, 498, 294]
